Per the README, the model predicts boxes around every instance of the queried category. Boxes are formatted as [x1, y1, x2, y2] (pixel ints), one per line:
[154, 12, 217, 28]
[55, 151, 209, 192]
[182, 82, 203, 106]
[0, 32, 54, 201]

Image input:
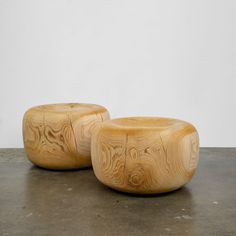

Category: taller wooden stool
[91, 117, 199, 194]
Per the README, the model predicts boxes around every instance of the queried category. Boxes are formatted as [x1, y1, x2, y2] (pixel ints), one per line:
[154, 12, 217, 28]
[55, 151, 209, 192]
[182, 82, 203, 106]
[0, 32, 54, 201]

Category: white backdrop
[0, 0, 235, 147]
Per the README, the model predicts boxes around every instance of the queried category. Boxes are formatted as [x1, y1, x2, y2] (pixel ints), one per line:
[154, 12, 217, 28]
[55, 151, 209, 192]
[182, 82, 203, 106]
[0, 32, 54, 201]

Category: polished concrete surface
[0, 148, 236, 236]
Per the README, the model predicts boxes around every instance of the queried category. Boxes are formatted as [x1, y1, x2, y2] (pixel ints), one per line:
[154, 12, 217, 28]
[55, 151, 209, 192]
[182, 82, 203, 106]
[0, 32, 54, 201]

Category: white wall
[0, 0, 235, 147]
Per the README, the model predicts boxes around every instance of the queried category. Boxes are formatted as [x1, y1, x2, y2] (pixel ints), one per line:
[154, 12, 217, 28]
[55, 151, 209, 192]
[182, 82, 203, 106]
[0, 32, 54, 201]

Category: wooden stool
[91, 117, 199, 194]
[23, 103, 110, 170]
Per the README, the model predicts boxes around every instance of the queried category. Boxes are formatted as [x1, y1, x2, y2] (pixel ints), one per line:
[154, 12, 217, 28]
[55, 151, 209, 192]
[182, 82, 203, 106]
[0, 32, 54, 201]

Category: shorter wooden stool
[23, 103, 109, 170]
[91, 117, 199, 194]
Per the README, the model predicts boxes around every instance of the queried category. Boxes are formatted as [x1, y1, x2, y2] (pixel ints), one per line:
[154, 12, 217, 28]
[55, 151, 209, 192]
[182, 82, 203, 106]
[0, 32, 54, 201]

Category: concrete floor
[0, 148, 236, 236]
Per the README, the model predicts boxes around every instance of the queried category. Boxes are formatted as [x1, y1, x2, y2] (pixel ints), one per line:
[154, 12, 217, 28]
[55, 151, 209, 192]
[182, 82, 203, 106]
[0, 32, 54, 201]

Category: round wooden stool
[23, 103, 110, 170]
[91, 117, 199, 194]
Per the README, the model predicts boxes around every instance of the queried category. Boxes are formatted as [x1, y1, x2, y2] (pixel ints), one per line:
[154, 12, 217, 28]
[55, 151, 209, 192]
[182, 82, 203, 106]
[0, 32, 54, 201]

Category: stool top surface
[26, 103, 107, 115]
[101, 117, 194, 131]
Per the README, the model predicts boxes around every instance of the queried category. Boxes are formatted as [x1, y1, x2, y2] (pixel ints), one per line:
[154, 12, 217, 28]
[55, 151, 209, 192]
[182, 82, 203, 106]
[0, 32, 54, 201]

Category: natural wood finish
[91, 117, 199, 194]
[23, 103, 110, 170]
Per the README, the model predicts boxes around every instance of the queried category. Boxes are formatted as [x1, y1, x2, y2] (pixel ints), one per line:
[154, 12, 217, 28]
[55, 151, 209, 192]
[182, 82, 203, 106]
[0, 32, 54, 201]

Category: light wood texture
[23, 103, 110, 170]
[91, 117, 199, 194]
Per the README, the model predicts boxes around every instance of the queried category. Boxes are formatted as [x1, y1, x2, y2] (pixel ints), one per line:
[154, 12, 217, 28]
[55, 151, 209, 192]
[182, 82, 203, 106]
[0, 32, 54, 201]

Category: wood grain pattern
[23, 103, 110, 169]
[91, 117, 199, 194]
